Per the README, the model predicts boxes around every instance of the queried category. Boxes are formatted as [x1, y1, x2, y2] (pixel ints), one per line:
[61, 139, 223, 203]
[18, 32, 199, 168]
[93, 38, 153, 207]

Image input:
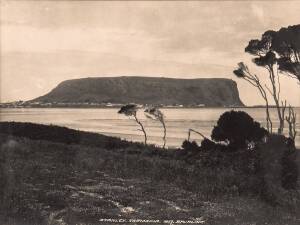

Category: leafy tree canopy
[245, 24, 300, 81]
[118, 104, 138, 116]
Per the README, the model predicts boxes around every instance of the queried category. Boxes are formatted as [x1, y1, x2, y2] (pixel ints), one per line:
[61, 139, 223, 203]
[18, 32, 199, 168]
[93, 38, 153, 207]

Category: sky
[1, 0, 300, 106]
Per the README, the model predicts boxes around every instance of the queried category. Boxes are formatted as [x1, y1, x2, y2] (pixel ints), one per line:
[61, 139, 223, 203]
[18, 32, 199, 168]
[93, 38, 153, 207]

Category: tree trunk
[134, 115, 147, 145]
[265, 101, 273, 133]
[162, 121, 166, 149]
[269, 67, 284, 134]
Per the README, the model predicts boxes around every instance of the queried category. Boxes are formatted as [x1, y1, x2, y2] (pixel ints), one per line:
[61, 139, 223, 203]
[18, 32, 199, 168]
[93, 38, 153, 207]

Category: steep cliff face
[32, 76, 244, 107]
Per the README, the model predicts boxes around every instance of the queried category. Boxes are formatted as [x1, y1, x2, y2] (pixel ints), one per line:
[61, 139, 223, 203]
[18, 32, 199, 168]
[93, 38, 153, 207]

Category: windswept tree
[235, 24, 299, 136]
[144, 106, 167, 148]
[118, 104, 147, 145]
[246, 41, 285, 134]
[234, 62, 272, 133]
[269, 25, 300, 81]
[245, 25, 300, 82]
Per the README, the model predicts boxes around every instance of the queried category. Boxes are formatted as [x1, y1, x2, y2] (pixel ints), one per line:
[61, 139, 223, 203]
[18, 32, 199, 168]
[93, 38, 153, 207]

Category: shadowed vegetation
[0, 121, 299, 225]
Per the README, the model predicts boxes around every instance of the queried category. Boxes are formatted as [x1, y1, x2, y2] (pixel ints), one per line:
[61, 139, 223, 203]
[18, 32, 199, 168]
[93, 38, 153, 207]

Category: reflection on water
[1, 107, 299, 148]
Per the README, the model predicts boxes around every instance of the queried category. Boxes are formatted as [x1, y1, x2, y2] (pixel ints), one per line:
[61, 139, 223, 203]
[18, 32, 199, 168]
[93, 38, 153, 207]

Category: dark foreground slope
[1, 122, 299, 225]
[32, 77, 244, 107]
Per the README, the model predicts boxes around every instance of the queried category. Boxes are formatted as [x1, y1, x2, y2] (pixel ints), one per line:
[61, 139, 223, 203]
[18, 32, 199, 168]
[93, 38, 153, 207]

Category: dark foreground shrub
[256, 134, 298, 205]
[257, 134, 298, 190]
[200, 138, 217, 151]
[281, 139, 298, 190]
[180, 132, 298, 203]
[181, 140, 200, 152]
[211, 110, 267, 149]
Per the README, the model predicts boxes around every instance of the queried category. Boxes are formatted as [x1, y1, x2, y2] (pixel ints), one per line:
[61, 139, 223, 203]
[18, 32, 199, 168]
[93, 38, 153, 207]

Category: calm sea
[1, 107, 299, 148]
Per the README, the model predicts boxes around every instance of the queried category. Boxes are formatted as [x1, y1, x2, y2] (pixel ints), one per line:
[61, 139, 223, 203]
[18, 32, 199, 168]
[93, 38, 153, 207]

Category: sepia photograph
[0, 0, 300, 224]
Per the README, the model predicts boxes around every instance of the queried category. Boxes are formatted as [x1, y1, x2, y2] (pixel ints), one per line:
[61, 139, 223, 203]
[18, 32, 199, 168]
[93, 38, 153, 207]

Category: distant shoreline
[1, 105, 299, 109]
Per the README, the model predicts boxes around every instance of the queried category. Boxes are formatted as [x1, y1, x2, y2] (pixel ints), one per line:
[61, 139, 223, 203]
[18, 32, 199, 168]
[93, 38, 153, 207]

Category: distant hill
[31, 76, 244, 107]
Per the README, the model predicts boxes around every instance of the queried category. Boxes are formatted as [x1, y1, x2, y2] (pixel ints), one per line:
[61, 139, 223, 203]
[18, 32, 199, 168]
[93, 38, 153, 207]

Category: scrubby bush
[180, 111, 266, 171]
[181, 140, 200, 152]
[181, 111, 298, 203]
[257, 134, 298, 190]
[0, 147, 6, 212]
[211, 110, 267, 149]
[177, 140, 201, 161]
[281, 145, 298, 190]
[255, 134, 299, 205]
[200, 138, 217, 151]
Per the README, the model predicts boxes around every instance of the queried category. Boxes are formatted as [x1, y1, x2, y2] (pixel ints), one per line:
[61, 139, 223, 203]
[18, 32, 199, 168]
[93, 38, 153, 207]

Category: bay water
[1, 107, 299, 148]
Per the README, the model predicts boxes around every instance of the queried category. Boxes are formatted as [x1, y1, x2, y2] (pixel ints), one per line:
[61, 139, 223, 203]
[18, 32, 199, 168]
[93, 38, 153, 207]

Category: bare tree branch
[188, 128, 207, 142]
